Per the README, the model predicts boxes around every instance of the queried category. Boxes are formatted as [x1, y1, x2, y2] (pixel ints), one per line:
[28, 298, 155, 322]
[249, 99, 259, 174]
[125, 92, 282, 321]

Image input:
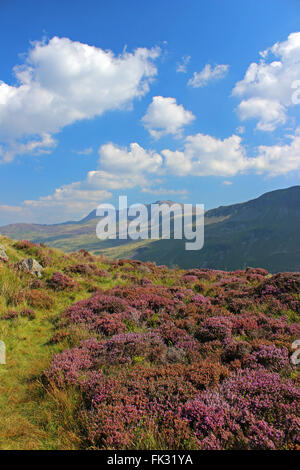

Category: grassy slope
[0, 236, 132, 449]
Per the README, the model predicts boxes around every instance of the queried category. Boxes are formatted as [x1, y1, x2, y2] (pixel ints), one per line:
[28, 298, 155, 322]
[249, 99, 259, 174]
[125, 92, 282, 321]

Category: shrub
[43, 265, 300, 450]
[26, 289, 53, 309]
[47, 272, 77, 291]
[181, 369, 300, 449]
[21, 308, 36, 320]
[245, 345, 291, 373]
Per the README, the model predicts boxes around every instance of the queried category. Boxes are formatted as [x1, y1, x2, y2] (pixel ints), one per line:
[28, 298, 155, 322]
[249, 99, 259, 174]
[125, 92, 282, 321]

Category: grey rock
[17, 258, 43, 277]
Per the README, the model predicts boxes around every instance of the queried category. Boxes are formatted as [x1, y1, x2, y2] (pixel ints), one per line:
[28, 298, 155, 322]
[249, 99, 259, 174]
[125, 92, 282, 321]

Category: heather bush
[1, 310, 19, 320]
[14, 240, 38, 251]
[2, 308, 36, 320]
[196, 317, 233, 342]
[21, 308, 36, 320]
[47, 272, 77, 291]
[64, 263, 97, 276]
[181, 369, 300, 449]
[245, 345, 291, 372]
[43, 263, 300, 450]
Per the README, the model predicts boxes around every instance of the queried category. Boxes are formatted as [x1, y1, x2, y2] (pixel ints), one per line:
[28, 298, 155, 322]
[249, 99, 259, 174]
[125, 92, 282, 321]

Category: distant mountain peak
[1, 185, 300, 272]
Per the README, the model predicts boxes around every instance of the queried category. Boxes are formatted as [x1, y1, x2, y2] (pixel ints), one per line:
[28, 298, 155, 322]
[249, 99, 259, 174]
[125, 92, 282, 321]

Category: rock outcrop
[17, 258, 43, 277]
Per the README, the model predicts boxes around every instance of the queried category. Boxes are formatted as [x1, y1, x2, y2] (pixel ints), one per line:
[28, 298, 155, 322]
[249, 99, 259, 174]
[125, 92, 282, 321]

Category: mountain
[1, 186, 300, 272]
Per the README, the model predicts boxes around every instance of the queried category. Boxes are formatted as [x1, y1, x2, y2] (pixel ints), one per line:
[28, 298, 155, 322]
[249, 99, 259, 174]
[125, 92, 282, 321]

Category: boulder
[17, 258, 43, 277]
[0, 244, 8, 263]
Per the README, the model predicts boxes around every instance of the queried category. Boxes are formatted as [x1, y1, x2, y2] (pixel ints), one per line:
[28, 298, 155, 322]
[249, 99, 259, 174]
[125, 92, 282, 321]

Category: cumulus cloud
[163, 133, 248, 176]
[188, 64, 229, 88]
[248, 134, 300, 176]
[93, 142, 163, 190]
[237, 98, 287, 131]
[233, 32, 300, 131]
[99, 142, 162, 174]
[142, 96, 195, 138]
[99, 132, 300, 179]
[0, 36, 160, 162]
[163, 131, 300, 177]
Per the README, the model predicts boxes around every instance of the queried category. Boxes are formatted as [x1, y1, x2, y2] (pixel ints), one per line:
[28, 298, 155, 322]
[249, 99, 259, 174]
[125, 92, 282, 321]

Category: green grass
[0, 237, 127, 449]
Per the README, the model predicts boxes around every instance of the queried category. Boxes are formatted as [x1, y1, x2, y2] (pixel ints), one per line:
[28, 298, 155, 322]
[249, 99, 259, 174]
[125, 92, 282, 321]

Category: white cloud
[163, 131, 300, 177]
[176, 55, 191, 73]
[163, 133, 248, 176]
[0, 141, 165, 224]
[99, 142, 162, 174]
[0, 36, 160, 162]
[188, 64, 229, 88]
[94, 142, 163, 189]
[222, 180, 233, 186]
[0, 178, 112, 224]
[142, 96, 195, 138]
[109, 133, 300, 179]
[3, 128, 300, 223]
[87, 170, 140, 190]
[237, 98, 287, 131]
[233, 32, 300, 131]
[238, 98, 286, 131]
[0, 133, 56, 163]
[247, 134, 300, 176]
[22, 181, 112, 223]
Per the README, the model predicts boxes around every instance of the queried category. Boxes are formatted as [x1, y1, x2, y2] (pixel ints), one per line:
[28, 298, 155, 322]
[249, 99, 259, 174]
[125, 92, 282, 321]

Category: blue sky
[1, 0, 300, 224]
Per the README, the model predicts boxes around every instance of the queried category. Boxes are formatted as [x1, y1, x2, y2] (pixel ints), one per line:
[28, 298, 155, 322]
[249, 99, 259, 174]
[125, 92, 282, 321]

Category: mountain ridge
[1, 185, 300, 272]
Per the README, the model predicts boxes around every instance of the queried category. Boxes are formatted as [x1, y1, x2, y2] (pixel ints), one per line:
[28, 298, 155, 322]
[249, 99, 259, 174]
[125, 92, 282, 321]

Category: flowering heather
[64, 263, 97, 276]
[245, 345, 291, 372]
[47, 272, 78, 291]
[1, 308, 36, 320]
[191, 294, 211, 305]
[41, 261, 300, 450]
[181, 369, 300, 449]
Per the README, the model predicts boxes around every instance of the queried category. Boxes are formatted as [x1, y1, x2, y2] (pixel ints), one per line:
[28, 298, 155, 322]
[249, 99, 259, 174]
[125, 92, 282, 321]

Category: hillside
[0, 236, 299, 450]
[133, 185, 300, 272]
[1, 186, 300, 272]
